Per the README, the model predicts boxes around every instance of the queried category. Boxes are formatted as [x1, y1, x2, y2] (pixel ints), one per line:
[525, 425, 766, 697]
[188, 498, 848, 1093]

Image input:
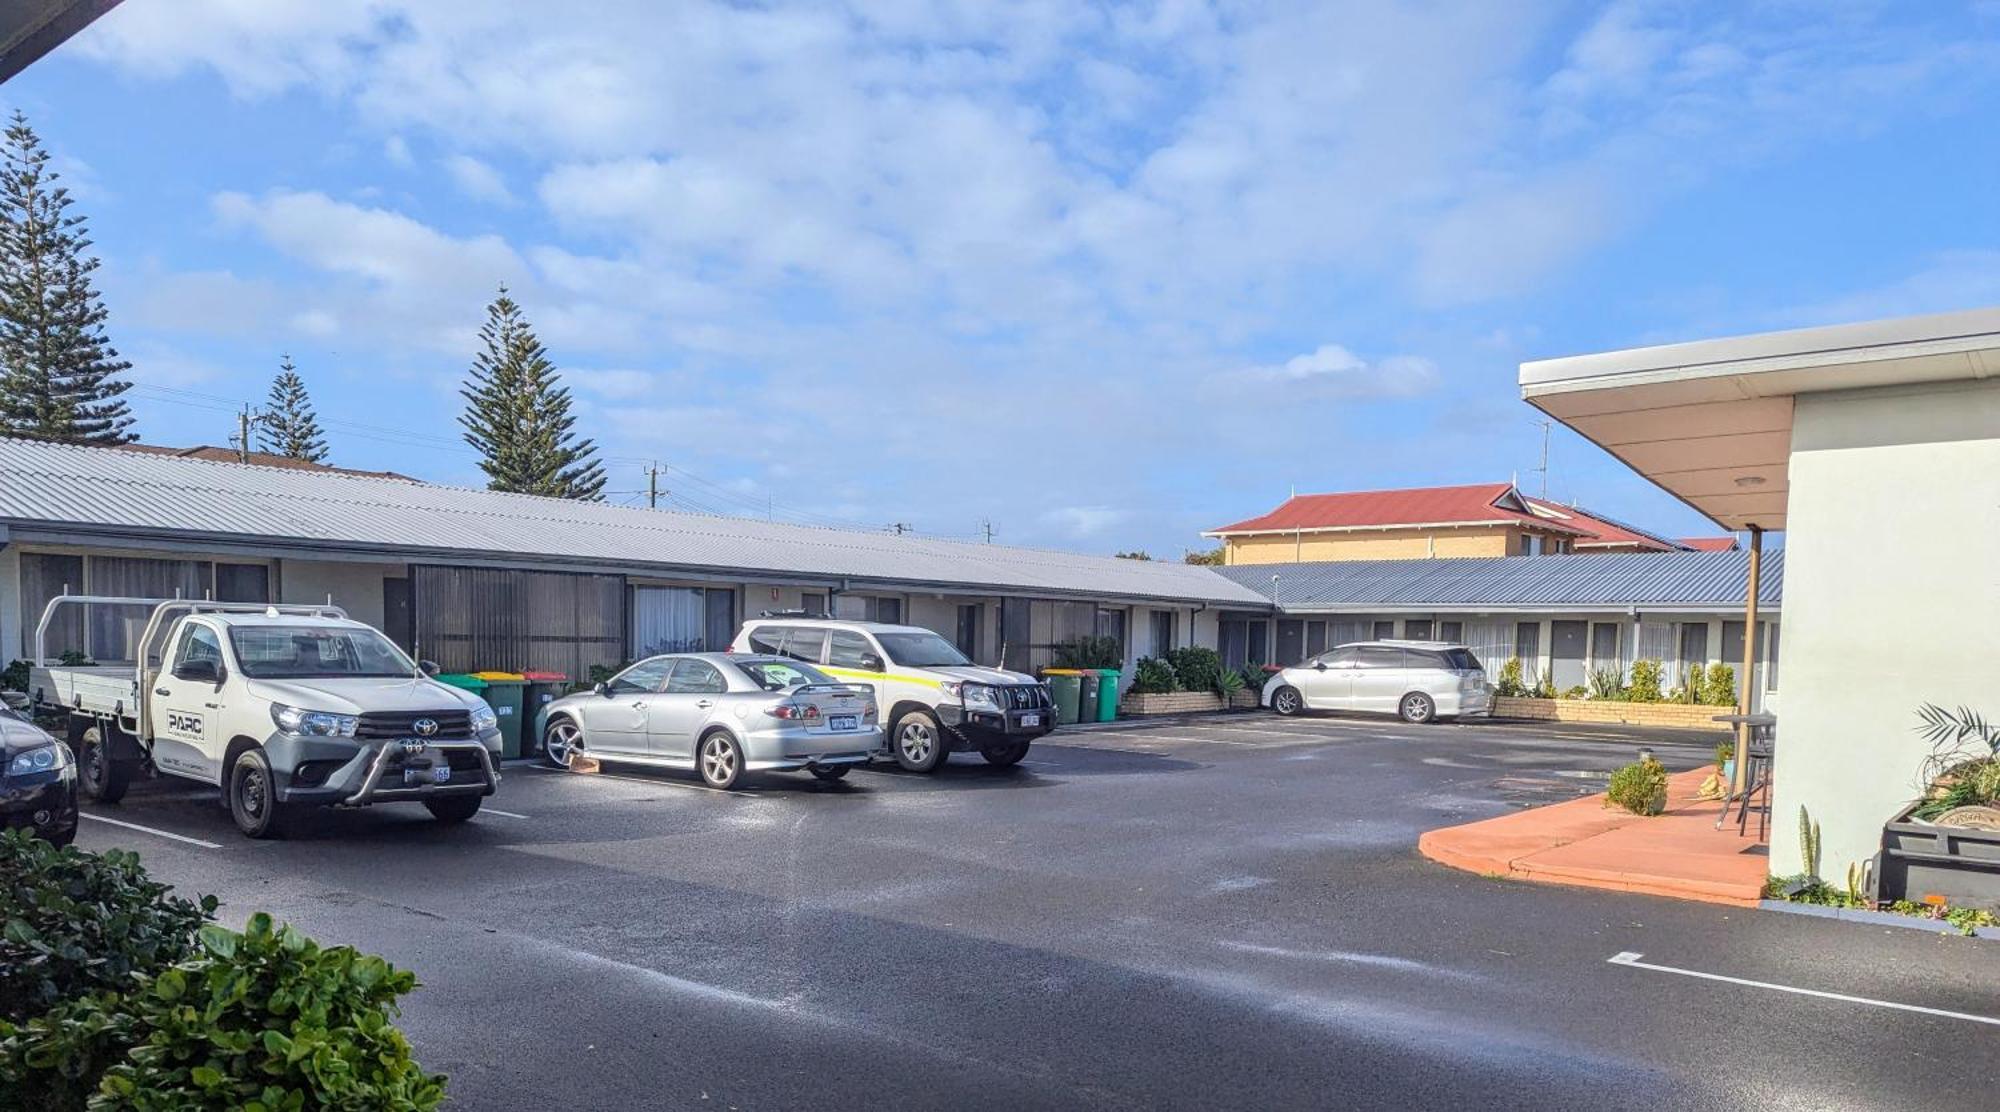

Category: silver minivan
[1261, 640, 1491, 724]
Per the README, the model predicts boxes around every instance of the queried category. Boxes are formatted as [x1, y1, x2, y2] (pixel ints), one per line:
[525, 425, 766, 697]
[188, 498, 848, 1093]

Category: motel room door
[1550, 620, 1588, 692]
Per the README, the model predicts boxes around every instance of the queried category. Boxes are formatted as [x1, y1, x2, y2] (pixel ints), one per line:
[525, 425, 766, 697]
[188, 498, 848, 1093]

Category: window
[20, 552, 83, 659]
[1372, 621, 1395, 640]
[666, 658, 729, 694]
[800, 592, 827, 616]
[834, 595, 902, 623]
[174, 623, 223, 668]
[1514, 621, 1541, 664]
[1590, 623, 1621, 670]
[1438, 621, 1463, 643]
[734, 658, 832, 691]
[1150, 611, 1176, 655]
[1355, 646, 1403, 669]
[747, 625, 788, 655]
[1441, 648, 1482, 671]
[1404, 619, 1434, 641]
[878, 630, 970, 667]
[228, 625, 412, 679]
[778, 627, 828, 664]
[1764, 622, 1780, 690]
[607, 657, 674, 694]
[1245, 621, 1267, 664]
[877, 598, 903, 624]
[632, 587, 708, 655]
[1322, 646, 1359, 667]
[215, 564, 270, 603]
[827, 630, 878, 669]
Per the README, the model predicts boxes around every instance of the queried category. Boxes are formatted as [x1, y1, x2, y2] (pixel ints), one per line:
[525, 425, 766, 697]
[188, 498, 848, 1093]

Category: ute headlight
[469, 702, 498, 733]
[6, 744, 67, 777]
[270, 703, 358, 738]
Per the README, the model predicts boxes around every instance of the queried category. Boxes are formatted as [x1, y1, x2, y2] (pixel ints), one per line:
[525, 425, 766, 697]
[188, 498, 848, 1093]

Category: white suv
[730, 617, 1054, 772]
[1261, 640, 1491, 724]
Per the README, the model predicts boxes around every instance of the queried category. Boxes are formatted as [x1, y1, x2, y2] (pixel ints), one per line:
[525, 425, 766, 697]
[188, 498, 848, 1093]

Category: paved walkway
[1419, 768, 1770, 906]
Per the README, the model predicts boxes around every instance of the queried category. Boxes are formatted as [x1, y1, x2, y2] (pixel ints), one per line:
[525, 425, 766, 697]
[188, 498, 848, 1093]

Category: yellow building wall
[1222, 528, 1522, 565]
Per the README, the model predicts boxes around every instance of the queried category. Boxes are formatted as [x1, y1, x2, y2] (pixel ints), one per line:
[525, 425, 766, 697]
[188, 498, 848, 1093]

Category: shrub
[1714, 741, 1734, 769]
[1560, 684, 1588, 701]
[1606, 757, 1668, 816]
[1163, 646, 1222, 695]
[1052, 635, 1123, 670]
[1626, 659, 1664, 703]
[0, 913, 445, 1111]
[0, 831, 216, 1024]
[1701, 663, 1737, 706]
[1214, 666, 1246, 699]
[1585, 667, 1626, 701]
[0, 659, 28, 693]
[1129, 657, 1177, 695]
[1528, 674, 1556, 699]
[1493, 658, 1525, 698]
[1669, 664, 1703, 704]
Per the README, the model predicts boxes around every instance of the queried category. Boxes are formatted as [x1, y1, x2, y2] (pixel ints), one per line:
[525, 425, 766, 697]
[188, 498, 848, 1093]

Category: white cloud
[441, 153, 513, 206]
[1041, 505, 1130, 540]
[1232, 345, 1439, 400]
[382, 135, 413, 168]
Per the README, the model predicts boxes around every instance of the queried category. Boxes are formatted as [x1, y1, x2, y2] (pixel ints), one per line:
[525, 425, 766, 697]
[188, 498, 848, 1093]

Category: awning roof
[1215, 550, 1780, 614]
[0, 1, 121, 83]
[1518, 305, 2000, 531]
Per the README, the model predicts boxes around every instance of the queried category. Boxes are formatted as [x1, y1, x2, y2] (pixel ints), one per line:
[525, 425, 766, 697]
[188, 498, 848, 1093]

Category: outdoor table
[1712, 711, 1777, 835]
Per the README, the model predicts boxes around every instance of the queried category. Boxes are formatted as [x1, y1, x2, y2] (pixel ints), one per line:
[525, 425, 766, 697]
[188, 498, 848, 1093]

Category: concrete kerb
[1758, 900, 2000, 941]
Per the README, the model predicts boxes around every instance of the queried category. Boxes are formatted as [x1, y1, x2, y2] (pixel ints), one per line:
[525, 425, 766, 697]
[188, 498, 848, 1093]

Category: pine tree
[0, 111, 134, 444]
[258, 355, 328, 462]
[458, 286, 605, 500]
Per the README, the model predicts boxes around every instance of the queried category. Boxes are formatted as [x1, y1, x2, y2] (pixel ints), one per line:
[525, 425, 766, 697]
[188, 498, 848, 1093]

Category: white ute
[28, 596, 502, 838]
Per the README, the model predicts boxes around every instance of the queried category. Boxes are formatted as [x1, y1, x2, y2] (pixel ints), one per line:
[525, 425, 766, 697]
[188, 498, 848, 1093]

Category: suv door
[648, 658, 731, 761]
[584, 657, 673, 754]
[152, 620, 225, 779]
[1298, 646, 1357, 708]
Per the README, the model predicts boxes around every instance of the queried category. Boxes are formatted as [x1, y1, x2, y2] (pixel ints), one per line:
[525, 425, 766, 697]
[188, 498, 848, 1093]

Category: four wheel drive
[28, 596, 502, 838]
[730, 617, 1054, 772]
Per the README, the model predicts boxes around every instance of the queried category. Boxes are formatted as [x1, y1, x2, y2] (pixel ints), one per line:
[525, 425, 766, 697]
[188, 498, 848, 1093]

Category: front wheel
[808, 764, 850, 782]
[228, 746, 289, 839]
[76, 725, 131, 803]
[425, 795, 483, 823]
[1399, 692, 1436, 725]
[980, 740, 1030, 767]
[1271, 686, 1303, 716]
[543, 718, 582, 768]
[698, 731, 744, 790]
[891, 711, 947, 773]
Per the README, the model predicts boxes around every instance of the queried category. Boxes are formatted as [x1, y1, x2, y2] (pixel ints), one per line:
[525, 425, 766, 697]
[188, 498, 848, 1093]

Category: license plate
[433, 765, 451, 784]
[1020, 713, 1040, 727]
[828, 715, 858, 732]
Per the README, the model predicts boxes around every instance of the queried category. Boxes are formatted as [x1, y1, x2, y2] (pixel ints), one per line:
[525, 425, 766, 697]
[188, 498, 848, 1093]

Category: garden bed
[1121, 691, 1226, 716]
[1878, 803, 2000, 909]
[1491, 695, 1731, 731]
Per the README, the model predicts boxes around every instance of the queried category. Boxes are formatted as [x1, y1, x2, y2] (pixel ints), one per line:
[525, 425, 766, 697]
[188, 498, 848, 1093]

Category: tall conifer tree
[0, 111, 134, 444]
[458, 286, 604, 500]
[258, 355, 329, 462]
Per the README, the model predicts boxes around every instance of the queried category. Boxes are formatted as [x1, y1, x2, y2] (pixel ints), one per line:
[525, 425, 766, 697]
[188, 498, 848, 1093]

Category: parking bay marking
[480, 807, 531, 819]
[79, 812, 222, 850]
[1608, 952, 2000, 1028]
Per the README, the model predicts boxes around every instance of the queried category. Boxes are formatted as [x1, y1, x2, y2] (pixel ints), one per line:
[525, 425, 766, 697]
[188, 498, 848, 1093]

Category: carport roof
[0, 438, 1269, 606]
[1215, 550, 1780, 613]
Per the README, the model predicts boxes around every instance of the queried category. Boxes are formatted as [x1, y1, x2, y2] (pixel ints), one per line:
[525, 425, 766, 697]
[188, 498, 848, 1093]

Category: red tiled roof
[1206, 483, 1592, 537]
[1678, 536, 1740, 552]
[1521, 497, 1680, 551]
[115, 443, 420, 482]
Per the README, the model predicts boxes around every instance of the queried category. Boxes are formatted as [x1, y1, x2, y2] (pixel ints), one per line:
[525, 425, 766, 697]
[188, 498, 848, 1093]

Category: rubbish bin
[1042, 669, 1083, 725]
[1077, 671, 1101, 722]
[1094, 668, 1122, 722]
[470, 673, 527, 759]
[519, 671, 570, 757]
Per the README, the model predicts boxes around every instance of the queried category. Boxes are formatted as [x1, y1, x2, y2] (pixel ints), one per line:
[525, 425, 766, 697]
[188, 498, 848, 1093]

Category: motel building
[1522, 305, 2000, 882]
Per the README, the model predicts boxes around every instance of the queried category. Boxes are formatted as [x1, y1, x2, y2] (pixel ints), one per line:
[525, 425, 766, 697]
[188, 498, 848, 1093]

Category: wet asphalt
[69, 712, 2000, 1111]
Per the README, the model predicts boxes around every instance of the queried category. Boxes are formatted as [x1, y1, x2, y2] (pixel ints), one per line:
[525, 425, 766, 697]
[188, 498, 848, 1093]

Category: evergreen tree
[458, 286, 604, 500]
[258, 355, 329, 462]
[0, 111, 134, 444]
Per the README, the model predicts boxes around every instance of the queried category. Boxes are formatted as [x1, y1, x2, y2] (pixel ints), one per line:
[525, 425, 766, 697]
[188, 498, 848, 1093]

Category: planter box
[1120, 691, 1225, 716]
[1490, 695, 1731, 732]
[1229, 689, 1260, 709]
[1878, 804, 2000, 910]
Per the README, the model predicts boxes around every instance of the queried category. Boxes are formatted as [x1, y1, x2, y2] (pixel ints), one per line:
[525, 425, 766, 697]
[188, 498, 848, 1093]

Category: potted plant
[1878, 705, 2000, 908]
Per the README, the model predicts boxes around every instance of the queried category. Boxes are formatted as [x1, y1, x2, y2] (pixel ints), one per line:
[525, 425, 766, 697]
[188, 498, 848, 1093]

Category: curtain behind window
[632, 587, 706, 655]
[87, 557, 212, 661]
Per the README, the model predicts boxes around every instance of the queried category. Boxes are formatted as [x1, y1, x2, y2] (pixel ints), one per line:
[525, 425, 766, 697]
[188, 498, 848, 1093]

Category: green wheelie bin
[1094, 668, 1122, 722]
[1042, 669, 1084, 725]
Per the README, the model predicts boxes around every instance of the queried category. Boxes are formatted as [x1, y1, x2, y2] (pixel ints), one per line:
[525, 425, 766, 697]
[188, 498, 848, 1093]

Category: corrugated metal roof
[1214, 550, 1781, 611]
[0, 438, 1268, 605]
[1204, 482, 1594, 537]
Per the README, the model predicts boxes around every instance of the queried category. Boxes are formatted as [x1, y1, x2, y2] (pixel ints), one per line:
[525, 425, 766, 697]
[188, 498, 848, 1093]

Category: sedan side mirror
[417, 659, 441, 677]
[174, 658, 222, 684]
[593, 681, 609, 697]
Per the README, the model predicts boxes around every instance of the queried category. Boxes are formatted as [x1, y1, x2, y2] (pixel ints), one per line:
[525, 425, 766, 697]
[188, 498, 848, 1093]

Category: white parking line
[79, 812, 222, 849]
[480, 808, 531, 819]
[1607, 952, 2000, 1027]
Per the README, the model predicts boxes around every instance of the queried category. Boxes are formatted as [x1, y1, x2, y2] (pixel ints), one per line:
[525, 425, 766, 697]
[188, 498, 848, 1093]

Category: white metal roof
[0, 438, 1267, 606]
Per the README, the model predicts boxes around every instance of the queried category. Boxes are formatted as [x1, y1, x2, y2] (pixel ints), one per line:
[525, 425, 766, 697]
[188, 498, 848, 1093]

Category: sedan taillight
[765, 704, 822, 721]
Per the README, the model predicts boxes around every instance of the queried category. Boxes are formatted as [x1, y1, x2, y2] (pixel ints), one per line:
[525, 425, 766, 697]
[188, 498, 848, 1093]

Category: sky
[11, 0, 2000, 555]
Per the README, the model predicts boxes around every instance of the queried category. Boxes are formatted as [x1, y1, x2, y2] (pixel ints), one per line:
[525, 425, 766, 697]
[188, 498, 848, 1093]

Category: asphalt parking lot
[71, 712, 2000, 1110]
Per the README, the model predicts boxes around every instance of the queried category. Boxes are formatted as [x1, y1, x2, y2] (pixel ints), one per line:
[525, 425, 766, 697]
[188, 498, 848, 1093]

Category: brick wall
[1492, 695, 1730, 731]
[1121, 691, 1226, 715]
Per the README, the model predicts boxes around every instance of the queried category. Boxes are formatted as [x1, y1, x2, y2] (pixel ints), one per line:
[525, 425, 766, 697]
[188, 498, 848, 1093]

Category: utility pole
[233, 404, 268, 464]
[889, 522, 911, 536]
[646, 463, 661, 509]
[980, 518, 994, 544]
[1530, 419, 1552, 497]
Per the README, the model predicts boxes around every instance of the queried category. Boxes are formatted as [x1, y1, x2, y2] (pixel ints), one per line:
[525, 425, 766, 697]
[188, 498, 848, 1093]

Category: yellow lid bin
[1041, 669, 1085, 725]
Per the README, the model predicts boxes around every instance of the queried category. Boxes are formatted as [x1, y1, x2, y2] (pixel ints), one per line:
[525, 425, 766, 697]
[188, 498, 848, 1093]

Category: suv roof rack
[757, 609, 832, 620]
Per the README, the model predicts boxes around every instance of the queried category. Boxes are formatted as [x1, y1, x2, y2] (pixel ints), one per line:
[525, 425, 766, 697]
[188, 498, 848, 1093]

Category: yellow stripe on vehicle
[820, 665, 938, 687]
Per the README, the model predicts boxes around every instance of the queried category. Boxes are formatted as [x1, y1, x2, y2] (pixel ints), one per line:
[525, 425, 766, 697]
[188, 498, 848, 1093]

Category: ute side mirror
[417, 659, 441, 677]
[860, 652, 884, 672]
[175, 658, 222, 684]
[593, 681, 610, 697]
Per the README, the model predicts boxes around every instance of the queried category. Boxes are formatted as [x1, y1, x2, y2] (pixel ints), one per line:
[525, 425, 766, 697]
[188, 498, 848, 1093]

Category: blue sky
[12, 1, 2000, 554]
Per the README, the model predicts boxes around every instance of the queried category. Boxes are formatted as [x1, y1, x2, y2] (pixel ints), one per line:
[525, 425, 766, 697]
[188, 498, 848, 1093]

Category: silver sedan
[539, 653, 879, 789]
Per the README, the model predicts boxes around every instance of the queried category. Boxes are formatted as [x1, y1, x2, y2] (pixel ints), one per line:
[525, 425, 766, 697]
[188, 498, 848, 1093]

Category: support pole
[1732, 525, 1764, 794]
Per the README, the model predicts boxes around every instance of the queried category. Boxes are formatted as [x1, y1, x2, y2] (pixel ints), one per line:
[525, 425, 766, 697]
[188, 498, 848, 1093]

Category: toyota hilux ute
[28, 596, 502, 838]
[730, 617, 1053, 772]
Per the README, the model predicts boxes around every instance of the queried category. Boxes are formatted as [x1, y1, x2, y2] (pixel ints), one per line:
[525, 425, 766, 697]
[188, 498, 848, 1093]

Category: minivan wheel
[1271, 686, 1303, 716]
[228, 746, 289, 839]
[891, 711, 947, 773]
[77, 726, 131, 803]
[699, 731, 743, 790]
[1399, 692, 1436, 725]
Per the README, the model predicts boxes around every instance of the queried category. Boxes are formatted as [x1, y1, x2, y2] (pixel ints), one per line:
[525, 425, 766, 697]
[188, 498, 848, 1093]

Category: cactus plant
[1798, 806, 1822, 881]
